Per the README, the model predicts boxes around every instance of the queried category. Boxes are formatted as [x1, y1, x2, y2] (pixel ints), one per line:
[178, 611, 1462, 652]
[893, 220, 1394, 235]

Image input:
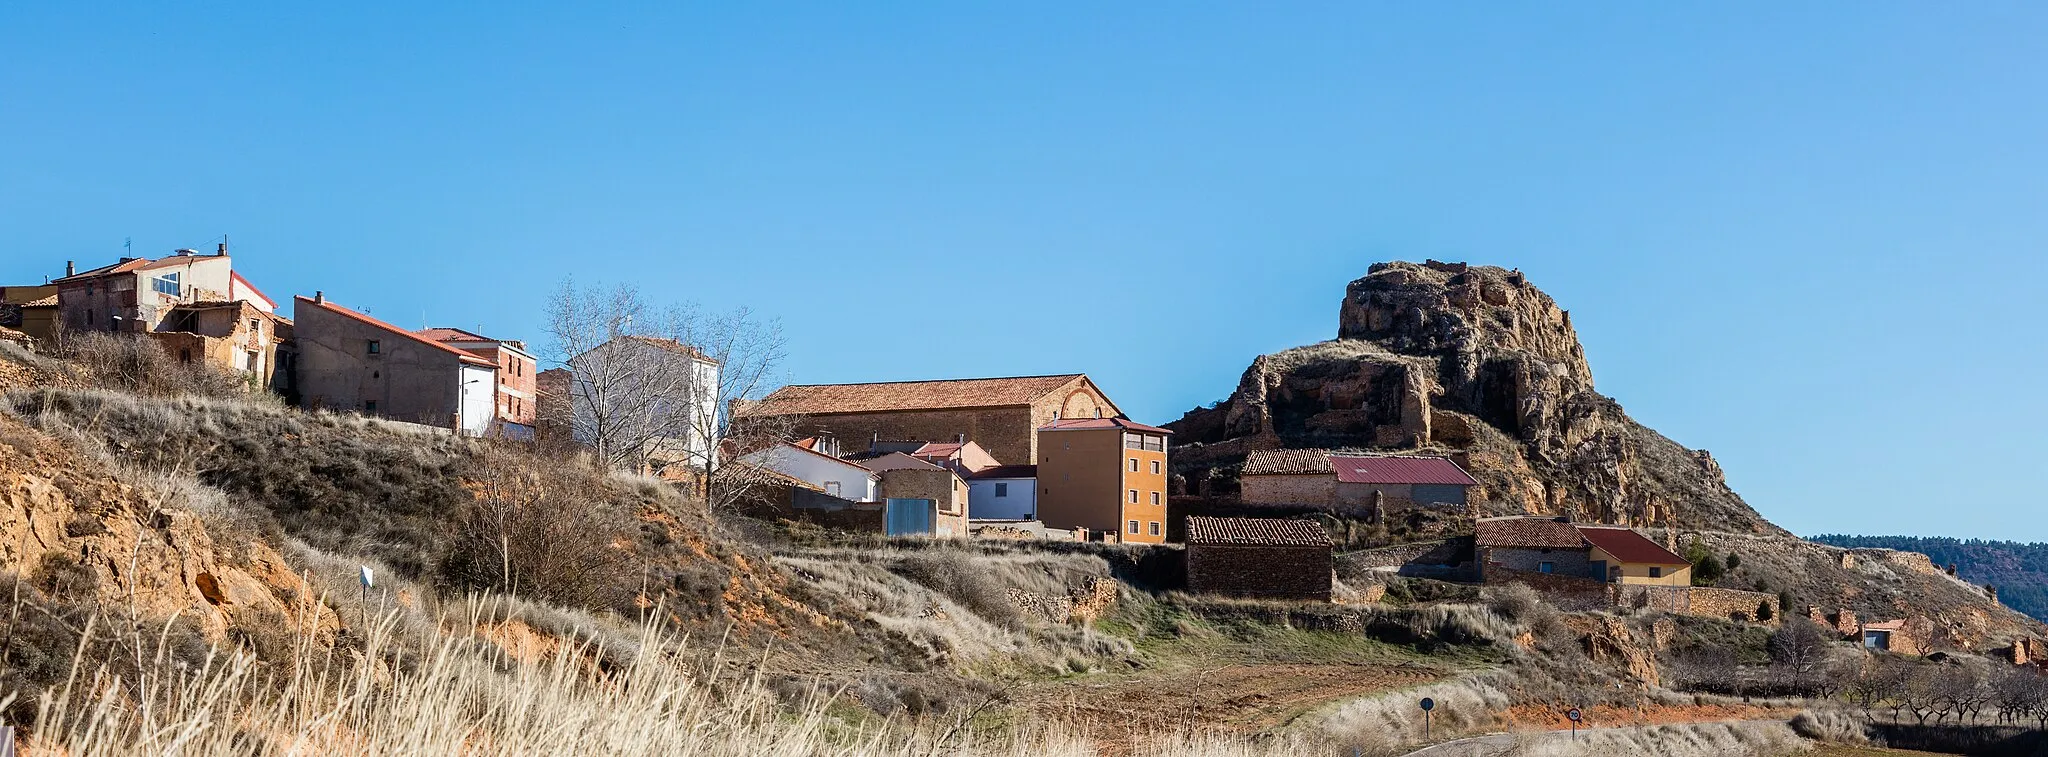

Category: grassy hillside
[1809, 535, 2048, 623]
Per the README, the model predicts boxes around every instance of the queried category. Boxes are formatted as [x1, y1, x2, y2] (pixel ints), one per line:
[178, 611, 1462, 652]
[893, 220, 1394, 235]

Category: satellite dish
[359, 566, 374, 589]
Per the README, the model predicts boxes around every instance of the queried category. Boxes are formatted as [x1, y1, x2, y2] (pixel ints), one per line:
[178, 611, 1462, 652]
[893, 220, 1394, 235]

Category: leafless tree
[542, 279, 795, 510]
[1850, 654, 1914, 719]
[1769, 618, 1831, 682]
[448, 444, 640, 610]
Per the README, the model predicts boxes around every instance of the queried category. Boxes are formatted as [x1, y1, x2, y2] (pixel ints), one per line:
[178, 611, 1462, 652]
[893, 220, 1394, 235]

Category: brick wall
[1188, 544, 1332, 601]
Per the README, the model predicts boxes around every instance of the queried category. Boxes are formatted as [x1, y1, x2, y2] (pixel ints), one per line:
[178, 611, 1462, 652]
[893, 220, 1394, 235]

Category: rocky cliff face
[1171, 260, 1781, 535]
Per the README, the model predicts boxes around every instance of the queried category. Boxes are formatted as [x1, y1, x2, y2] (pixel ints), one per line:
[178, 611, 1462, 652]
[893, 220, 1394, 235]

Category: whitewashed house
[738, 439, 880, 502]
[967, 464, 1038, 520]
[562, 335, 723, 472]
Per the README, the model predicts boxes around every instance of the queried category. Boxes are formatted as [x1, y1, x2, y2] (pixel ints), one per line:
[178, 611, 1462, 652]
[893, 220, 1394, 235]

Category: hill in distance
[1811, 535, 2048, 623]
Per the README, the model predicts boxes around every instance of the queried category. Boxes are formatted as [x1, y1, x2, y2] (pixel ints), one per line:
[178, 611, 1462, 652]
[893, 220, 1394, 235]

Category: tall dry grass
[13, 594, 1333, 757]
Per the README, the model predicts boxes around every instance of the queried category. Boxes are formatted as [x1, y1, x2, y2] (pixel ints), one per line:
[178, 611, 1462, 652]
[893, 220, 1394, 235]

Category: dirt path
[1019, 660, 1442, 752]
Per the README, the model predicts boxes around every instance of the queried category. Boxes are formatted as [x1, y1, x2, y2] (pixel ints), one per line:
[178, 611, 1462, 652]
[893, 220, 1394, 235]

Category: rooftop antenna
[124, 237, 131, 257]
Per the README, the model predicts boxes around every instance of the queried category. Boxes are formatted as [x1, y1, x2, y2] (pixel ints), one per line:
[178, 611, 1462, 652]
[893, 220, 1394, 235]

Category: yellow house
[1579, 526, 1692, 586]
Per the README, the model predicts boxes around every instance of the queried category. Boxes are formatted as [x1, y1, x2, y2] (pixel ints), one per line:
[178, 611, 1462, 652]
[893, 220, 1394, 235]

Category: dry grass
[1498, 720, 1809, 756]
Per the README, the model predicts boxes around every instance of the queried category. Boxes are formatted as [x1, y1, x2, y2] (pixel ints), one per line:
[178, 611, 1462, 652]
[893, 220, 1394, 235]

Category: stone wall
[1188, 544, 1333, 601]
[1005, 577, 1119, 625]
[799, 407, 1039, 467]
[1240, 473, 1337, 507]
[1482, 546, 1592, 579]
[1486, 566, 1611, 611]
[1684, 587, 1781, 626]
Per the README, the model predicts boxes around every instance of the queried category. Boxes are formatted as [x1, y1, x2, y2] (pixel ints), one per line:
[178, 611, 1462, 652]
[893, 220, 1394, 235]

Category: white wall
[458, 364, 496, 436]
[742, 446, 878, 501]
[967, 477, 1036, 520]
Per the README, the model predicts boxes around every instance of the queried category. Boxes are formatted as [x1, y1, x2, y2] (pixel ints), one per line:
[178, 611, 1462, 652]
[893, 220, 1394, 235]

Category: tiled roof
[619, 335, 718, 364]
[1863, 620, 1907, 632]
[55, 258, 154, 283]
[1577, 526, 1687, 565]
[295, 296, 496, 367]
[1242, 449, 1337, 476]
[19, 296, 56, 308]
[1185, 516, 1333, 547]
[912, 441, 964, 458]
[753, 374, 1089, 416]
[1476, 517, 1586, 550]
[1038, 417, 1171, 434]
[416, 327, 492, 342]
[968, 464, 1037, 480]
[1330, 455, 1479, 486]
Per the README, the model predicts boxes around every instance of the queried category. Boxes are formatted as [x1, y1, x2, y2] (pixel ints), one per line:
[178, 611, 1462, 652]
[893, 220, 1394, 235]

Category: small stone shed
[1185, 516, 1334, 601]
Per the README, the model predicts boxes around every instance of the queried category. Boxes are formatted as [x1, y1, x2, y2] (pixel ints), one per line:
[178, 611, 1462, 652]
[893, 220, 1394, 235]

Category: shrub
[56, 332, 246, 398]
[1755, 599, 1774, 622]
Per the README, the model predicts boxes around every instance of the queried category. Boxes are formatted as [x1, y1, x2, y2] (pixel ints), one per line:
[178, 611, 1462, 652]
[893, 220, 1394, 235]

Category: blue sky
[4, 4, 2045, 540]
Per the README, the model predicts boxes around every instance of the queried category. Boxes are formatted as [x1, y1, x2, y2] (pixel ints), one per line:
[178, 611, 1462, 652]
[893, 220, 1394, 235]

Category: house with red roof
[1474, 515, 1691, 586]
[49, 245, 290, 389]
[416, 327, 538, 437]
[293, 292, 499, 435]
[1239, 450, 1478, 513]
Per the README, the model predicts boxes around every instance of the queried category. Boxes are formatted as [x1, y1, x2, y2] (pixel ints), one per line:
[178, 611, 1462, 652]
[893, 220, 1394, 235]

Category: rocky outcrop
[1171, 261, 1781, 535]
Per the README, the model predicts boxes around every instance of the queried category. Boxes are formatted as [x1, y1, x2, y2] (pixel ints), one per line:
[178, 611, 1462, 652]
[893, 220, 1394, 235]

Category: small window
[367, 339, 381, 355]
[993, 483, 1008, 497]
[1127, 520, 1139, 534]
[825, 481, 841, 497]
[86, 310, 94, 325]
[1129, 458, 1138, 472]
[249, 318, 260, 333]
[1151, 491, 1160, 505]
[1539, 562, 1554, 574]
[365, 400, 378, 412]
[1151, 460, 1161, 475]
[1649, 567, 1663, 578]
[1128, 489, 1138, 503]
[1148, 521, 1160, 536]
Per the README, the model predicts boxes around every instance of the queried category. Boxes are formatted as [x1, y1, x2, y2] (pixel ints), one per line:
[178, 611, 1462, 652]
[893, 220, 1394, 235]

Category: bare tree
[542, 279, 794, 510]
[1768, 618, 1831, 683]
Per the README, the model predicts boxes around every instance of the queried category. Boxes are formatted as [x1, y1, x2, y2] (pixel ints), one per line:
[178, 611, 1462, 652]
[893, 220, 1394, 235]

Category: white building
[967, 464, 1038, 520]
[563, 335, 723, 471]
[738, 440, 879, 501]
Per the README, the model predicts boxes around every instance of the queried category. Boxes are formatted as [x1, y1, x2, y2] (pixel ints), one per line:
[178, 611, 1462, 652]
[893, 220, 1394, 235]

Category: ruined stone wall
[1188, 544, 1332, 601]
[1684, 587, 1781, 626]
[1483, 546, 1591, 579]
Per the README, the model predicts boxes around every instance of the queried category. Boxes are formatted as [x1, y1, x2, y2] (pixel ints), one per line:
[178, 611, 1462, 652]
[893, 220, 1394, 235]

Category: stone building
[0, 285, 59, 343]
[1239, 449, 1476, 512]
[53, 246, 275, 335]
[154, 300, 294, 393]
[1037, 417, 1171, 544]
[1185, 516, 1334, 601]
[745, 374, 1120, 465]
[1476, 516, 1593, 580]
[293, 293, 499, 435]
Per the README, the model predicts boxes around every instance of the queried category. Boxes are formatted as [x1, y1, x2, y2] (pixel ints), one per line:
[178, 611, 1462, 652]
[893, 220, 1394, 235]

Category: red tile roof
[619, 335, 717, 364]
[912, 441, 964, 458]
[295, 296, 495, 367]
[1242, 449, 1337, 476]
[1577, 526, 1688, 565]
[968, 464, 1037, 480]
[415, 327, 492, 342]
[54, 258, 154, 283]
[1038, 417, 1172, 434]
[753, 374, 1100, 416]
[1329, 455, 1478, 486]
[1476, 517, 1586, 550]
[1185, 516, 1332, 547]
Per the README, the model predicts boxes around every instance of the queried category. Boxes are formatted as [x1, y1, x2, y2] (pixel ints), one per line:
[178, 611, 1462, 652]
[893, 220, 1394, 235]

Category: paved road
[1397, 719, 1788, 757]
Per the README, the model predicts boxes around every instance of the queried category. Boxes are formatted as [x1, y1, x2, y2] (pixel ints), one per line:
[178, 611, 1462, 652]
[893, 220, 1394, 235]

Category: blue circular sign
[1420, 697, 1436, 711]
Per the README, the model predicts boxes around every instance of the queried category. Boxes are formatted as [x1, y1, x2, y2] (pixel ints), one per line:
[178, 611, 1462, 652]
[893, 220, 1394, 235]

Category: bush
[57, 332, 246, 398]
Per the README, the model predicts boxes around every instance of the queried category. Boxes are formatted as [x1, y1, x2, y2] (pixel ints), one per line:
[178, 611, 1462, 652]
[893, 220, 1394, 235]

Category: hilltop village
[4, 250, 2034, 675]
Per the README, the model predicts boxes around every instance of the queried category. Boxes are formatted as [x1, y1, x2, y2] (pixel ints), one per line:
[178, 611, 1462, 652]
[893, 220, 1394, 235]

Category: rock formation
[1170, 260, 1782, 535]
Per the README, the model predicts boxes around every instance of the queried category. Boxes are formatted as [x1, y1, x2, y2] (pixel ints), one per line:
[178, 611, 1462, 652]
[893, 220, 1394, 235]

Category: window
[1129, 458, 1138, 472]
[86, 310, 94, 325]
[1128, 489, 1138, 503]
[249, 318, 260, 333]
[825, 481, 841, 497]
[1649, 567, 1663, 579]
[1538, 562, 1554, 574]
[152, 273, 180, 296]
[993, 483, 1008, 497]
[178, 348, 192, 363]
[1150, 491, 1160, 505]
[1127, 520, 1139, 534]
[1151, 460, 1161, 475]
[365, 400, 378, 412]
[1148, 521, 1160, 536]
[367, 339, 381, 355]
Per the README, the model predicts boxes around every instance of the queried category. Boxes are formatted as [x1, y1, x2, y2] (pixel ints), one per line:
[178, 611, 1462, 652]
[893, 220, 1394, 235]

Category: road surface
[1398, 719, 1789, 757]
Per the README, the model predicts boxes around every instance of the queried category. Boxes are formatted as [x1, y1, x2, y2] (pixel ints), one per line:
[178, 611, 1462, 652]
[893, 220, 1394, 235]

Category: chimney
[216, 242, 227, 256]
[314, 291, 325, 304]
[65, 261, 75, 277]
[955, 433, 965, 445]
[870, 432, 880, 451]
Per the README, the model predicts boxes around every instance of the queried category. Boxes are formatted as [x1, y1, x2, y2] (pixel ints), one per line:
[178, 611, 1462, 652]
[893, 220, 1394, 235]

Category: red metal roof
[1577, 526, 1688, 565]
[295, 296, 495, 367]
[1038, 417, 1172, 434]
[1329, 455, 1478, 486]
[1185, 516, 1332, 547]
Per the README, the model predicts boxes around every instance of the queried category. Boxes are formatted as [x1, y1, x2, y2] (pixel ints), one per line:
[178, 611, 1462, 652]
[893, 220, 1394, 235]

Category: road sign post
[1566, 707, 1582, 740]
[1419, 697, 1435, 739]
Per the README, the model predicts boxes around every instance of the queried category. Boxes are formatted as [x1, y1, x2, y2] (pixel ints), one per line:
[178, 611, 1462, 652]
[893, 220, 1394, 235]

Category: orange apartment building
[1036, 418, 1172, 544]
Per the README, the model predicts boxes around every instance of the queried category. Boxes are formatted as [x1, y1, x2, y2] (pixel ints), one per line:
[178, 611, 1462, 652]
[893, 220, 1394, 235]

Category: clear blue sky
[5, 4, 2044, 540]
